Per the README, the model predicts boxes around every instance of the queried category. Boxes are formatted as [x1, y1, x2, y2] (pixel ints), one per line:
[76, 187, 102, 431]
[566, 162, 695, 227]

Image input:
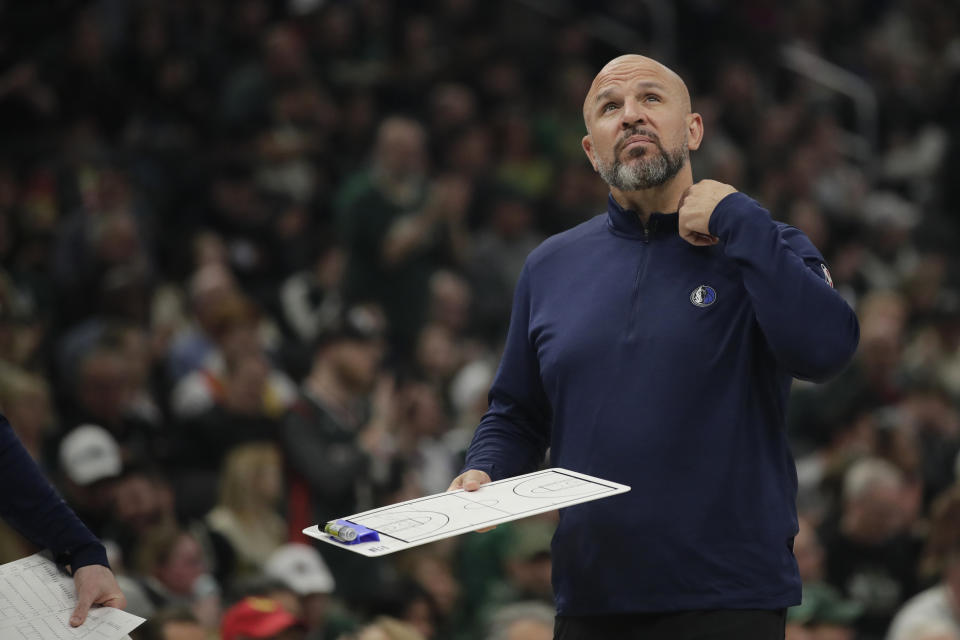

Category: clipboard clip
[326, 519, 380, 545]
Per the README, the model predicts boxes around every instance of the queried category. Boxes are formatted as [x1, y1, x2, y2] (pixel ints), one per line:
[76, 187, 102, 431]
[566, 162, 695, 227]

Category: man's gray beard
[597, 143, 688, 191]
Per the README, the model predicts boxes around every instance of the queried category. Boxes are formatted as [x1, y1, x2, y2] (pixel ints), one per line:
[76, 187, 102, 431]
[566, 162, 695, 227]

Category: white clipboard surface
[303, 467, 630, 556]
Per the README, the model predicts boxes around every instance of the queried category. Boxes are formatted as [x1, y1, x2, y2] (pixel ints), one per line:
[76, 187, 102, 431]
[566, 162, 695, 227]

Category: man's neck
[609, 171, 693, 226]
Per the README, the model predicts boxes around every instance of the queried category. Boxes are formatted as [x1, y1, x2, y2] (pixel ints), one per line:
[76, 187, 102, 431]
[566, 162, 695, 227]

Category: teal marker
[323, 521, 358, 542]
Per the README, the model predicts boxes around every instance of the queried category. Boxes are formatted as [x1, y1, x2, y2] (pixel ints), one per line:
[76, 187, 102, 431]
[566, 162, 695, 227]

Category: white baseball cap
[264, 543, 335, 596]
[59, 424, 122, 486]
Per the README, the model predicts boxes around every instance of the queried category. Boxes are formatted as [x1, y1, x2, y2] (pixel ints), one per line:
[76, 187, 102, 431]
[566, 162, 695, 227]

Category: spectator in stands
[123, 525, 215, 618]
[283, 305, 390, 529]
[171, 293, 295, 421]
[795, 517, 827, 584]
[180, 348, 285, 465]
[220, 596, 305, 640]
[785, 582, 862, 640]
[103, 467, 177, 562]
[887, 487, 960, 640]
[366, 580, 440, 640]
[819, 458, 921, 639]
[485, 602, 554, 640]
[0, 364, 54, 463]
[62, 341, 158, 464]
[205, 443, 285, 580]
[278, 242, 345, 348]
[492, 111, 553, 201]
[351, 617, 425, 640]
[399, 549, 464, 637]
[393, 379, 457, 497]
[264, 543, 346, 640]
[895, 621, 960, 640]
[338, 117, 469, 352]
[467, 189, 543, 341]
[478, 520, 554, 627]
[166, 262, 240, 382]
[282, 305, 392, 601]
[131, 607, 206, 640]
[57, 424, 122, 537]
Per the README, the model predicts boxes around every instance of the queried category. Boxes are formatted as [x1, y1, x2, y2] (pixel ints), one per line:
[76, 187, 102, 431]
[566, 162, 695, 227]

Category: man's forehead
[584, 55, 690, 114]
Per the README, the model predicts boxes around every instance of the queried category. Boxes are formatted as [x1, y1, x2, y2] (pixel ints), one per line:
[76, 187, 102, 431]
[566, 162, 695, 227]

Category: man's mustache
[615, 128, 660, 155]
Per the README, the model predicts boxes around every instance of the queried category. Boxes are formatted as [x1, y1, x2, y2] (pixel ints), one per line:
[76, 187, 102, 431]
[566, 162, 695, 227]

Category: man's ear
[687, 113, 704, 151]
[582, 134, 598, 172]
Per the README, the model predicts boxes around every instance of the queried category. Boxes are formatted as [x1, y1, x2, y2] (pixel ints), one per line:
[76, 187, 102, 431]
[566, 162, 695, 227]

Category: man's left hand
[677, 180, 737, 246]
[70, 564, 127, 626]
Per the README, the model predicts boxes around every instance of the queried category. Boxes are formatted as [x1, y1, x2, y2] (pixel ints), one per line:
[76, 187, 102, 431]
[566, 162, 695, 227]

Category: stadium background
[1, 0, 959, 638]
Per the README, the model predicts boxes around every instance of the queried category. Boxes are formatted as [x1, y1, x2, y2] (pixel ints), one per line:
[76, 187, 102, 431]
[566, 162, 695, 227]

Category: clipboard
[304, 467, 630, 556]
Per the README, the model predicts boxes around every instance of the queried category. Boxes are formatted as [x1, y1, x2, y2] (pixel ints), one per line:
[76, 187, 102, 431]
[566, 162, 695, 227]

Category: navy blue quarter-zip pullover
[0, 414, 108, 571]
[464, 191, 859, 615]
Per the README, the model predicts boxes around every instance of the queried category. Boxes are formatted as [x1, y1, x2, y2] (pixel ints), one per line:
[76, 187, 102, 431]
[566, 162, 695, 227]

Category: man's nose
[620, 97, 647, 128]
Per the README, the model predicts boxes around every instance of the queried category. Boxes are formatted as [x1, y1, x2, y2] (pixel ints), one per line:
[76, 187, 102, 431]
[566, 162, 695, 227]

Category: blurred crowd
[0, 0, 958, 639]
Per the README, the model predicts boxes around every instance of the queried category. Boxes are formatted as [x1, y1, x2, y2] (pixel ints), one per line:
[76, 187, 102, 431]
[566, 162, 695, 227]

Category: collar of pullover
[605, 193, 679, 239]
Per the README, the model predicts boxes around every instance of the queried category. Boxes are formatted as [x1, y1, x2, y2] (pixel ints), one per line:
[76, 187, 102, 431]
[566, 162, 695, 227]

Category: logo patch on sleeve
[820, 263, 834, 288]
[690, 285, 717, 307]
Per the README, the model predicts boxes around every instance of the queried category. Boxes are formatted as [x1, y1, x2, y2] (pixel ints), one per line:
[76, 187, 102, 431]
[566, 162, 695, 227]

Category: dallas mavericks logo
[690, 285, 717, 307]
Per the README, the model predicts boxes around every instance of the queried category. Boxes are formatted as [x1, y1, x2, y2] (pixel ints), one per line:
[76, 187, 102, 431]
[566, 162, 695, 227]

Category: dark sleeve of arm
[0, 416, 107, 570]
[463, 264, 552, 480]
[709, 192, 860, 382]
[282, 410, 369, 502]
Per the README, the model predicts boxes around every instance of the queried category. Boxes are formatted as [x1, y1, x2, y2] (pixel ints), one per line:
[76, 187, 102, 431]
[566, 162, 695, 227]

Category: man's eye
[602, 103, 618, 112]
[645, 95, 661, 102]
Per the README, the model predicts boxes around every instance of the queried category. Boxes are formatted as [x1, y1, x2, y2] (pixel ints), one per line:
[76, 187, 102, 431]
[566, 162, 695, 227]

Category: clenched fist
[677, 180, 737, 246]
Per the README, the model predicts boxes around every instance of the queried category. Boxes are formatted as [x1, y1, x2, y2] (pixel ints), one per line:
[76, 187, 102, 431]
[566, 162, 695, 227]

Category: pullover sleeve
[709, 192, 860, 382]
[0, 415, 108, 570]
[463, 264, 552, 480]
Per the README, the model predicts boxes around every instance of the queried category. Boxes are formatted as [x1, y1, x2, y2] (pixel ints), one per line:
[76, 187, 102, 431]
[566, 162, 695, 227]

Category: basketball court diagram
[304, 468, 630, 556]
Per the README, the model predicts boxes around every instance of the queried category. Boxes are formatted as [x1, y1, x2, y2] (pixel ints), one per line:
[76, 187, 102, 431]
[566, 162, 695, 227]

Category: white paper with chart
[0, 552, 144, 640]
[304, 468, 631, 556]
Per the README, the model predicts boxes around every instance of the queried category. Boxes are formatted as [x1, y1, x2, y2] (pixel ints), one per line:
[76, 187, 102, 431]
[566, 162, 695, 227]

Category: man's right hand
[448, 470, 495, 532]
[447, 469, 491, 492]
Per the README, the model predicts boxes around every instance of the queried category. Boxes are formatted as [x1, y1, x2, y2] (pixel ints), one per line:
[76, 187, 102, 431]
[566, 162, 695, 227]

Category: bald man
[450, 55, 860, 639]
